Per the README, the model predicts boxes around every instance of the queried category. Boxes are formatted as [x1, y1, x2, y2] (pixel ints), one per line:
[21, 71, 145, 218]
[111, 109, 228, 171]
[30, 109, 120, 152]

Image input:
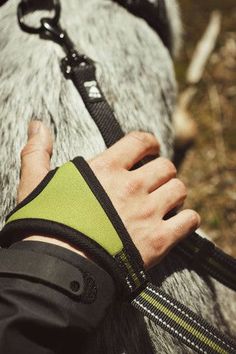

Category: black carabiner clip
[17, 0, 61, 34]
[16, 0, 91, 74]
[17, 0, 75, 54]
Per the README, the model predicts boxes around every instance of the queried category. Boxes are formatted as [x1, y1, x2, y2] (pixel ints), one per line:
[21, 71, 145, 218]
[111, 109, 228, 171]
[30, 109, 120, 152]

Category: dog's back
[0, 1, 235, 353]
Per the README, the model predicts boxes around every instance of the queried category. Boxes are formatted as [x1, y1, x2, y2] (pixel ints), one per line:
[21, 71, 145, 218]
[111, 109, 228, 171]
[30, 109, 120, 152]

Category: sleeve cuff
[7, 240, 116, 330]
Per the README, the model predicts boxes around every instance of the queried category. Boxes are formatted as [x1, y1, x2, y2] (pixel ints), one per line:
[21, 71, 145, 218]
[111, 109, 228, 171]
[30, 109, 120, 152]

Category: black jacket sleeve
[0, 240, 115, 354]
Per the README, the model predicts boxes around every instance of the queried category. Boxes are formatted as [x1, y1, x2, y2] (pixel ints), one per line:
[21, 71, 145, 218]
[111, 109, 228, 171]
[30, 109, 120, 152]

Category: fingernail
[28, 120, 41, 138]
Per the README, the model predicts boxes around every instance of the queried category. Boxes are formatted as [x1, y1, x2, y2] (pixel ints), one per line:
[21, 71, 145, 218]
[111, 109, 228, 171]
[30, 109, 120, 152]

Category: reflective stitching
[140, 291, 226, 353]
[147, 285, 234, 351]
[126, 276, 133, 290]
[133, 298, 206, 354]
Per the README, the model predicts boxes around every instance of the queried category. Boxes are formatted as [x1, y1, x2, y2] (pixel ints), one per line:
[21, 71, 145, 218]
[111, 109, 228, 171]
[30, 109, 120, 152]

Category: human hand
[18, 121, 200, 269]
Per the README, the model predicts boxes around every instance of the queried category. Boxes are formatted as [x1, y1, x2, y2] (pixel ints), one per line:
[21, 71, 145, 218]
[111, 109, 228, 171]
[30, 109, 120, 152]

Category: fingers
[132, 157, 177, 193]
[163, 209, 201, 245]
[17, 120, 53, 203]
[149, 178, 187, 217]
[146, 209, 201, 268]
[98, 131, 160, 170]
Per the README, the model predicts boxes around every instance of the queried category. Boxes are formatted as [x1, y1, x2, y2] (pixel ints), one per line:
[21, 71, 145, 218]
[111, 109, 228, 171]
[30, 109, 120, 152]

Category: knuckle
[20, 145, 30, 159]
[129, 131, 159, 150]
[158, 157, 177, 177]
[90, 156, 117, 173]
[123, 176, 143, 196]
[185, 209, 201, 228]
[140, 203, 156, 220]
[20, 144, 36, 159]
[173, 222, 185, 236]
[20, 143, 50, 161]
[171, 178, 187, 197]
[152, 231, 168, 254]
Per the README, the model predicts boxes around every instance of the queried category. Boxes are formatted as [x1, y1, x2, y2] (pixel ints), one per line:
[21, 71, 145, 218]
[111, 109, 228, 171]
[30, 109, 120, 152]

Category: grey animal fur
[0, 1, 235, 353]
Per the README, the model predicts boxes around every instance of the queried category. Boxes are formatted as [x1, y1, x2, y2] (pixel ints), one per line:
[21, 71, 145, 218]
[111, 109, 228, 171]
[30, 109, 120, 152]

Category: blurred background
[176, 0, 236, 256]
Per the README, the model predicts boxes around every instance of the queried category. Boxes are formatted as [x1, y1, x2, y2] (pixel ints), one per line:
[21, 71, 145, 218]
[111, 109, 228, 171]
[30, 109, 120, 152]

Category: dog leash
[18, 0, 125, 148]
[1, 1, 235, 353]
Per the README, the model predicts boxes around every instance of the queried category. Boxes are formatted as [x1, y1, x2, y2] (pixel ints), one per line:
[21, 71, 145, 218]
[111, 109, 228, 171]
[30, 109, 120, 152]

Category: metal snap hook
[17, 0, 61, 34]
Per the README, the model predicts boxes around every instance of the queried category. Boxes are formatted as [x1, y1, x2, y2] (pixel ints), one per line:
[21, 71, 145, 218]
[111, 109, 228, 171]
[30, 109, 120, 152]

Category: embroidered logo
[84, 80, 102, 100]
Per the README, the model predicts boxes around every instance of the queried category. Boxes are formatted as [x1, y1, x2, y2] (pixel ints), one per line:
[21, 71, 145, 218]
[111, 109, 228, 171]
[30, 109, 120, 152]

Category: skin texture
[20, 120, 200, 269]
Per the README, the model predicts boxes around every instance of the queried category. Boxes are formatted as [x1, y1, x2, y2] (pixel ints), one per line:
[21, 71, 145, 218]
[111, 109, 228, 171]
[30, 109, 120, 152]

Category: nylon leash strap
[6, 1, 236, 353]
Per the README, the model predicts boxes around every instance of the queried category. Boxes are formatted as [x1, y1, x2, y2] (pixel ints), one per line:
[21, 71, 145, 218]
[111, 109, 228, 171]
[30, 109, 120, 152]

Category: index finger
[100, 131, 160, 170]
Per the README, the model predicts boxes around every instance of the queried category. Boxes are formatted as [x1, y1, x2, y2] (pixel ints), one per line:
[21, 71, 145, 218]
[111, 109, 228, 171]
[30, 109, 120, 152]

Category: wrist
[23, 235, 89, 260]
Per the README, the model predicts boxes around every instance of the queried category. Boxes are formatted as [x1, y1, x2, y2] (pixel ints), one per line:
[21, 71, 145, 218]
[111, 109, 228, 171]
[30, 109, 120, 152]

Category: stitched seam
[133, 299, 206, 354]
[147, 285, 234, 351]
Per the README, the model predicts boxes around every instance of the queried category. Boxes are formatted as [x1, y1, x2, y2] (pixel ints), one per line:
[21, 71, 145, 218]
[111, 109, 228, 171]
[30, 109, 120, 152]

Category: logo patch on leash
[84, 80, 103, 102]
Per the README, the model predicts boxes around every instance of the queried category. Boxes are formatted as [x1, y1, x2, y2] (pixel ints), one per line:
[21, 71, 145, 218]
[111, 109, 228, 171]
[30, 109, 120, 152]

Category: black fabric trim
[0, 218, 127, 296]
[6, 168, 58, 221]
[72, 157, 145, 274]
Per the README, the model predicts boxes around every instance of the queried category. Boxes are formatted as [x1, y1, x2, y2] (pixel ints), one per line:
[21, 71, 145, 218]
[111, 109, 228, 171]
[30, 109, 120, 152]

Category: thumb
[17, 120, 53, 203]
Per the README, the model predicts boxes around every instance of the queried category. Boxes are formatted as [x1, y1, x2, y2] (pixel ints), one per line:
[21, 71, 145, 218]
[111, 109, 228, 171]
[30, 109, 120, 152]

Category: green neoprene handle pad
[7, 161, 123, 256]
[0, 157, 147, 294]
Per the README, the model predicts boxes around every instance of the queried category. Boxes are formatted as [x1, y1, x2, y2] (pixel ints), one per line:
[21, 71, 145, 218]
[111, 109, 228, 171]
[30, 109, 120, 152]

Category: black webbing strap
[132, 282, 236, 354]
[177, 233, 236, 291]
[61, 54, 124, 148]
[61, 53, 147, 169]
